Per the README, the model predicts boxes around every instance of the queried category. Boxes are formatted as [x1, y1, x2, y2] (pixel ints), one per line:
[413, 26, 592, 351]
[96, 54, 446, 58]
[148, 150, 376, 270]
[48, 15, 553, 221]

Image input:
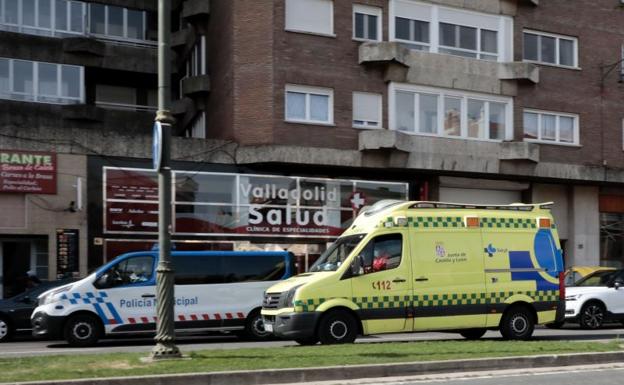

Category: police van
[261, 200, 565, 344]
[32, 251, 294, 346]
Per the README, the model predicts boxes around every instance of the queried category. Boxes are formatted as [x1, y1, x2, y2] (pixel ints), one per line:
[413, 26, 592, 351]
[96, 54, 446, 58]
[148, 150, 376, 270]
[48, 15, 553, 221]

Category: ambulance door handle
[491, 277, 498, 283]
[392, 278, 406, 283]
[415, 277, 429, 282]
[142, 294, 156, 298]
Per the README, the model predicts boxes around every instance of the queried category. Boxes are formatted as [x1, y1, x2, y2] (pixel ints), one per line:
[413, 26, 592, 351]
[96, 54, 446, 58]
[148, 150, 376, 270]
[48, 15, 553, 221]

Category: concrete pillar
[566, 186, 600, 267]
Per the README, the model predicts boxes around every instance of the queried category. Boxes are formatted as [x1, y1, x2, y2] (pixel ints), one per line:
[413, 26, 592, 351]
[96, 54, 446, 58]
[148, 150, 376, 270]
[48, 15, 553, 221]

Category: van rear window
[173, 254, 287, 285]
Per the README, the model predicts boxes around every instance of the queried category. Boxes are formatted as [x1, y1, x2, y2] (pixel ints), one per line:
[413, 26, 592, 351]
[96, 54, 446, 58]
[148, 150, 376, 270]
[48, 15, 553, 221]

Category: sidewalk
[6, 350, 624, 385]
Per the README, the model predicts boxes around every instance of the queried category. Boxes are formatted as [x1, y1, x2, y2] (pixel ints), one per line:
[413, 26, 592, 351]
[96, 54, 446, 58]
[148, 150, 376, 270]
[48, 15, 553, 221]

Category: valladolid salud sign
[0, 150, 57, 194]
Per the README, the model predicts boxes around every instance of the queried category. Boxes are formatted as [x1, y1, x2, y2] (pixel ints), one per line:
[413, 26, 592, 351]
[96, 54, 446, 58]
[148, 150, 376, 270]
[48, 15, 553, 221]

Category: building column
[566, 186, 600, 266]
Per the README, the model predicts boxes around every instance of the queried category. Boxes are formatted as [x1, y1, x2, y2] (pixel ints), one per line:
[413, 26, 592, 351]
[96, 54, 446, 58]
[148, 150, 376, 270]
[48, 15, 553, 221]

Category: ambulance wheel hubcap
[510, 315, 528, 334]
[329, 320, 348, 340]
[73, 322, 93, 340]
[0, 320, 8, 339]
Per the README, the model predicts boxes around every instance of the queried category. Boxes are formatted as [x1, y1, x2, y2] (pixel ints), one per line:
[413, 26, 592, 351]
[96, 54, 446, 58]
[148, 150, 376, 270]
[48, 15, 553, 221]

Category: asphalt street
[280, 364, 624, 385]
[2, 324, 624, 357]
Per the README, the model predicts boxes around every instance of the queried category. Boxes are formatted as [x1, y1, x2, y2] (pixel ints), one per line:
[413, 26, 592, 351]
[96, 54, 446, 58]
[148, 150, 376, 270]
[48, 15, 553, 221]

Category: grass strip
[0, 340, 622, 383]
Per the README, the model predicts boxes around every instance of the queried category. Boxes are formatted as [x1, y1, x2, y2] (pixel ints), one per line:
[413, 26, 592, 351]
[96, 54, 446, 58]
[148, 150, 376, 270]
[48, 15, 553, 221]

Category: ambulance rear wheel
[459, 328, 486, 340]
[500, 306, 535, 340]
[65, 314, 102, 347]
[318, 310, 358, 345]
[295, 337, 319, 345]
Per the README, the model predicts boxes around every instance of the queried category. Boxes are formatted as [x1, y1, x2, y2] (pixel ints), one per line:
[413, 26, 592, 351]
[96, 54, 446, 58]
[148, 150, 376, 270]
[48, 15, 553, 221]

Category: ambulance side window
[359, 234, 402, 274]
[95, 256, 154, 289]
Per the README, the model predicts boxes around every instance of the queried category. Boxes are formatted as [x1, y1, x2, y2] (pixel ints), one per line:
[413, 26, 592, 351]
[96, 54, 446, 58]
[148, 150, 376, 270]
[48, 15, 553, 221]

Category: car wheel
[500, 305, 535, 340]
[295, 337, 319, 346]
[545, 321, 565, 329]
[243, 310, 271, 341]
[580, 302, 605, 330]
[459, 328, 487, 340]
[0, 316, 12, 342]
[64, 314, 102, 347]
[318, 310, 358, 345]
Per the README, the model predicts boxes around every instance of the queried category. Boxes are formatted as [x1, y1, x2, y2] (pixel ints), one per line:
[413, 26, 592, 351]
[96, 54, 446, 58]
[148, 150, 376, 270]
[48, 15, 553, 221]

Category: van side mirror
[614, 281, 622, 290]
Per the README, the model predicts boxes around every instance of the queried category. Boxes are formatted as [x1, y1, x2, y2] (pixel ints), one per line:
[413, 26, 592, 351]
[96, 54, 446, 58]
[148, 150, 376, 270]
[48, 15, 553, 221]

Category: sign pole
[150, 0, 180, 359]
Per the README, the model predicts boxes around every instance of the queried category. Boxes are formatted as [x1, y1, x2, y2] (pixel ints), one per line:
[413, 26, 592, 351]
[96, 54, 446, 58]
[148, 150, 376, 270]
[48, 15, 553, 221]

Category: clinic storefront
[88, 160, 421, 271]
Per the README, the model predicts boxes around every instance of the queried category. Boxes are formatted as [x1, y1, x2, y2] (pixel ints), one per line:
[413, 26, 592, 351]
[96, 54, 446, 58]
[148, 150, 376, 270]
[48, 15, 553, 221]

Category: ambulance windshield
[309, 234, 366, 272]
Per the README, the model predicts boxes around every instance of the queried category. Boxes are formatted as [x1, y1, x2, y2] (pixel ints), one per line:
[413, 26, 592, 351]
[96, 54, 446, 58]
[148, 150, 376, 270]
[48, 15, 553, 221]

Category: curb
[8, 351, 624, 385]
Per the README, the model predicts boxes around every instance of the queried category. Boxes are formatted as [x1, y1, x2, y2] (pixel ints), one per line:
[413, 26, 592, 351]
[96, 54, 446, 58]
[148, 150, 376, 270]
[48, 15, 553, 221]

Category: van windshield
[309, 234, 365, 272]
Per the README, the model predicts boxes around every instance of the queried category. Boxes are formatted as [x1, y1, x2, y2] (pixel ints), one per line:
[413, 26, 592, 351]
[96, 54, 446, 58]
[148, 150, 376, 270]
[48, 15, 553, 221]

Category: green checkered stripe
[385, 216, 464, 229]
[293, 290, 559, 312]
[480, 217, 536, 229]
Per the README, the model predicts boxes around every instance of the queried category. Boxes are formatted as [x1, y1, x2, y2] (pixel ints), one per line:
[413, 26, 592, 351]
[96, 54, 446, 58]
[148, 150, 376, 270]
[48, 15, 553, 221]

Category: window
[94, 255, 154, 288]
[600, 213, 624, 268]
[285, 84, 333, 124]
[523, 30, 578, 67]
[439, 22, 498, 60]
[222, 255, 287, 283]
[353, 4, 381, 41]
[358, 234, 403, 274]
[310, 234, 365, 272]
[0, 0, 154, 43]
[0, 57, 84, 104]
[285, 0, 333, 36]
[523, 110, 579, 145]
[174, 255, 223, 285]
[353, 92, 382, 128]
[390, 0, 512, 62]
[391, 83, 511, 141]
[188, 112, 206, 139]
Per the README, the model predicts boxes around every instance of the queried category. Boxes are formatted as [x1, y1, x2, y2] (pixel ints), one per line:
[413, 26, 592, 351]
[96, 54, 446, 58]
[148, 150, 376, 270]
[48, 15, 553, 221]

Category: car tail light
[559, 271, 565, 300]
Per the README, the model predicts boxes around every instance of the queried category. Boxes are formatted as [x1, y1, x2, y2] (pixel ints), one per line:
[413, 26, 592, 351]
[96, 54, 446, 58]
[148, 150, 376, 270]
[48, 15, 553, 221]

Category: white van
[31, 250, 295, 346]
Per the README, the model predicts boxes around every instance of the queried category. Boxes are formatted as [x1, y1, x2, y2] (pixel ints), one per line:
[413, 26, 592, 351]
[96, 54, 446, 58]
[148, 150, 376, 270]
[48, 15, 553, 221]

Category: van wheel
[500, 306, 535, 340]
[459, 328, 486, 340]
[295, 337, 319, 345]
[318, 310, 358, 345]
[243, 310, 271, 341]
[580, 302, 605, 329]
[65, 314, 102, 347]
[0, 316, 12, 342]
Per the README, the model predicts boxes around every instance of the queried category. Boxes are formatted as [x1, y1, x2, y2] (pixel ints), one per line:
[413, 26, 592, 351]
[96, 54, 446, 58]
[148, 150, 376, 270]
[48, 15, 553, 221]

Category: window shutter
[353, 92, 381, 127]
[285, 0, 333, 35]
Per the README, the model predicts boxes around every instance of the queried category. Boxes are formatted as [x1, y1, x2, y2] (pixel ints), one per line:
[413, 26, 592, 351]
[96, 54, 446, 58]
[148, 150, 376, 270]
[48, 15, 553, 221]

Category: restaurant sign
[0, 150, 57, 194]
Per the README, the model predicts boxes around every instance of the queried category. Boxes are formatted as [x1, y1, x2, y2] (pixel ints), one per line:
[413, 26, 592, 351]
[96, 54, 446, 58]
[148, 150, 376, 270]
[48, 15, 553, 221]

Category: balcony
[359, 42, 539, 96]
[181, 75, 211, 96]
[358, 129, 540, 173]
[182, 0, 211, 21]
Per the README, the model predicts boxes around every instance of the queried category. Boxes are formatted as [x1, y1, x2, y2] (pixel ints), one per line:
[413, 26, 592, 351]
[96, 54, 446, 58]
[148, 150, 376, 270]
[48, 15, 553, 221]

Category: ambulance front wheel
[459, 328, 486, 340]
[500, 305, 535, 340]
[64, 313, 102, 347]
[317, 310, 358, 345]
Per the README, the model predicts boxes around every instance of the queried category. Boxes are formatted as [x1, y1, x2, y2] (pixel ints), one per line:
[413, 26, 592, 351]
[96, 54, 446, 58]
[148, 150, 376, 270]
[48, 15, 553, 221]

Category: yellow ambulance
[261, 200, 565, 344]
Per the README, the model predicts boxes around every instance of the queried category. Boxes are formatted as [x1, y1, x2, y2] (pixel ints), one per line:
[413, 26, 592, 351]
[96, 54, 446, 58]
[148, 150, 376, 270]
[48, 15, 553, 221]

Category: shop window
[285, 0, 333, 36]
[600, 213, 624, 268]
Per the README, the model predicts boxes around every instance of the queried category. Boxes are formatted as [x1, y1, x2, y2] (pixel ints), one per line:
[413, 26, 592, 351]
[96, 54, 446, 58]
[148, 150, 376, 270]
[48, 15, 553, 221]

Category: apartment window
[390, 83, 511, 141]
[285, 0, 333, 36]
[523, 30, 578, 68]
[88, 4, 151, 42]
[353, 4, 381, 41]
[285, 85, 333, 124]
[523, 110, 579, 145]
[439, 23, 498, 60]
[0, 57, 83, 104]
[353, 92, 382, 128]
[0, 0, 86, 36]
[188, 112, 206, 139]
[187, 36, 206, 77]
[390, 0, 512, 62]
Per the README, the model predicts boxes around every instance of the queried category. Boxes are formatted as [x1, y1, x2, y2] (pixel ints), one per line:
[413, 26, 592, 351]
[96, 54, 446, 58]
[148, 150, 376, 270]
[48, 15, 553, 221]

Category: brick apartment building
[1, 0, 624, 297]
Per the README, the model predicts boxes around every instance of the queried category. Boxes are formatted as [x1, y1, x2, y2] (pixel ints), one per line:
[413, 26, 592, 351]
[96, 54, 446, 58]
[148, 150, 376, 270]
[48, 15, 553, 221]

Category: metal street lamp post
[151, 0, 181, 359]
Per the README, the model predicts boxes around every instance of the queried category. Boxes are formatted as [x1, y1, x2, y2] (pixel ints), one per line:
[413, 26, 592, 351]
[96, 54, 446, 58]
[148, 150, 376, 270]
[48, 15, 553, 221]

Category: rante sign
[0, 150, 57, 194]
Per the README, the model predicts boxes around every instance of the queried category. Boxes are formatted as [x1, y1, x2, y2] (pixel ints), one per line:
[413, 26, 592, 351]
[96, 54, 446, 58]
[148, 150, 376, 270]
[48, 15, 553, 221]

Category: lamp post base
[150, 342, 182, 359]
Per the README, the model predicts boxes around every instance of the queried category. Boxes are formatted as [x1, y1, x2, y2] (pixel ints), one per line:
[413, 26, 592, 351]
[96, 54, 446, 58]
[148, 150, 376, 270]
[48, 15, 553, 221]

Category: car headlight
[285, 284, 304, 308]
[565, 294, 582, 301]
[39, 285, 73, 306]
